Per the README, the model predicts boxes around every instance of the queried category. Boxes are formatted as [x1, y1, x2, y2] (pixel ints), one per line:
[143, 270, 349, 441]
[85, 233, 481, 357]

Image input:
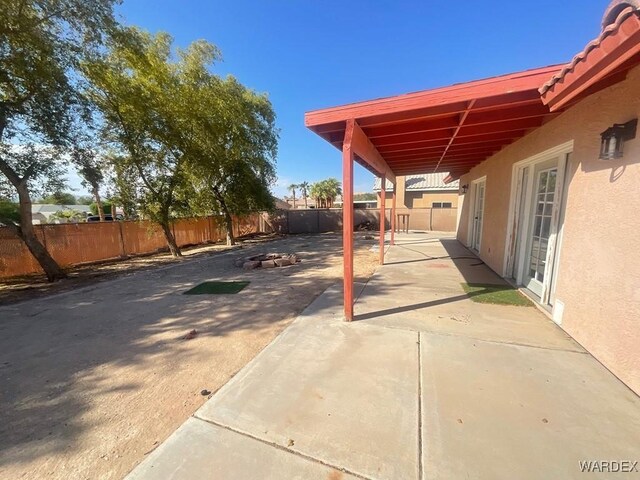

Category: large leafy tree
[83, 28, 198, 256]
[0, 0, 119, 280]
[182, 75, 278, 246]
[38, 191, 77, 205]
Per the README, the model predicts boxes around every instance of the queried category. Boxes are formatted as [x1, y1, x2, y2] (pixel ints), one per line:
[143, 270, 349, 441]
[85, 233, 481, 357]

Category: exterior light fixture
[461, 184, 469, 194]
[600, 119, 637, 160]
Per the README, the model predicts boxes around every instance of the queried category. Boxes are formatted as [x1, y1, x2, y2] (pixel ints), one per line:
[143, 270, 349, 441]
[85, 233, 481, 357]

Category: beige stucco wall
[457, 65, 640, 394]
[377, 176, 459, 208]
[405, 191, 458, 208]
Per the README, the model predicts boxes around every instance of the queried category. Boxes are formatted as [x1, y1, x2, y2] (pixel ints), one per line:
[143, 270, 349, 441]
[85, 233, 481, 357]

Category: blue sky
[69, 1, 607, 198]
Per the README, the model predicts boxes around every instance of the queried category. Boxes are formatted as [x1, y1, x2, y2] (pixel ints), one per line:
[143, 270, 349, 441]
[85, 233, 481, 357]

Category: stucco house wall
[404, 191, 458, 208]
[376, 175, 459, 209]
[457, 65, 640, 394]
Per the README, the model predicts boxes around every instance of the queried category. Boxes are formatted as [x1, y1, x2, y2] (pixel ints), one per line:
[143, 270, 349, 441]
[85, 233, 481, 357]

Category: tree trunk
[160, 220, 182, 257]
[223, 210, 235, 246]
[213, 187, 235, 246]
[93, 187, 105, 221]
[16, 182, 67, 281]
[0, 117, 65, 281]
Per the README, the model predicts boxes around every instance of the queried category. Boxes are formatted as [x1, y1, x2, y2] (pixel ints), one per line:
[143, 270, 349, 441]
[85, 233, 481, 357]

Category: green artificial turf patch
[184, 281, 250, 295]
[461, 283, 533, 307]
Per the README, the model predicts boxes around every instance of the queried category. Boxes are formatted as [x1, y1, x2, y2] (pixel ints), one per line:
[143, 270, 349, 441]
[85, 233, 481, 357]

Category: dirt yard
[0, 233, 378, 480]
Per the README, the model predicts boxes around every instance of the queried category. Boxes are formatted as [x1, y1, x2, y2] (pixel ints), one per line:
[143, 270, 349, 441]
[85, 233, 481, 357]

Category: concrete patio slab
[421, 332, 640, 480]
[354, 285, 582, 352]
[127, 418, 358, 480]
[125, 232, 640, 480]
[196, 300, 420, 480]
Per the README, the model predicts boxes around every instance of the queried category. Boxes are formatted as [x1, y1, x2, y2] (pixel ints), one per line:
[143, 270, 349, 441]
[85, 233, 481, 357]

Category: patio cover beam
[342, 121, 355, 321]
[350, 120, 396, 185]
[379, 175, 386, 265]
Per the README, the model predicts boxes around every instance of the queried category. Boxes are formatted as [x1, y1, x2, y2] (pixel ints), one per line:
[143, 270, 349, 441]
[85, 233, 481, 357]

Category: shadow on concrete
[439, 239, 509, 286]
[354, 293, 471, 321]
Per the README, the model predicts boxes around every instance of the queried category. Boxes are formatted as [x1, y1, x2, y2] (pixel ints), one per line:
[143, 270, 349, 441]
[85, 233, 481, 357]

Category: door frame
[466, 176, 486, 251]
[503, 141, 573, 305]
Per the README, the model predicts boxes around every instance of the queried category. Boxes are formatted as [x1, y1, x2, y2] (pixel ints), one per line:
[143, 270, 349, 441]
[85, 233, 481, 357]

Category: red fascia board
[346, 120, 396, 184]
[542, 12, 640, 111]
[305, 65, 562, 128]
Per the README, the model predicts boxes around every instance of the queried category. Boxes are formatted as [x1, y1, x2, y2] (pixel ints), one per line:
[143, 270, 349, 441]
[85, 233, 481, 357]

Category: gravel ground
[0, 233, 379, 480]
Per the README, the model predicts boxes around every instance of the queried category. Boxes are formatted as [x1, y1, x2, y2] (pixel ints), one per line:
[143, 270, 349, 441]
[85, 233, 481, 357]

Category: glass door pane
[525, 167, 557, 296]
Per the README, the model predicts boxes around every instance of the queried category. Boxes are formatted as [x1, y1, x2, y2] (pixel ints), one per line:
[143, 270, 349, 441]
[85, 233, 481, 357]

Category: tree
[83, 28, 194, 256]
[0, 0, 120, 281]
[288, 184, 298, 209]
[310, 178, 342, 208]
[0, 200, 20, 224]
[90, 200, 112, 216]
[73, 148, 106, 220]
[354, 192, 377, 201]
[49, 208, 85, 223]
[76, 195, 94, 205]
[299, 181, 309, 208]
[38, 191, 77, 205]
[182, 72, 278, 246]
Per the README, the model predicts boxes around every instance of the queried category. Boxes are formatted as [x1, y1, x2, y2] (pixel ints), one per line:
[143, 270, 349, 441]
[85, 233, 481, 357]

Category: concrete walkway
[127, 233, 640, 480]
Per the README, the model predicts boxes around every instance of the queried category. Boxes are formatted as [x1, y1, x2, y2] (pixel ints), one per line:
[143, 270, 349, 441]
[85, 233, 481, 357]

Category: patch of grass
[184, 281, 250, 295]
[461, 283, 533, 307]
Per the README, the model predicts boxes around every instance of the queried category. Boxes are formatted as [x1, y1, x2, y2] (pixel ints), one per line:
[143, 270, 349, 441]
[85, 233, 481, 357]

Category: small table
[396, 213, 410, 233]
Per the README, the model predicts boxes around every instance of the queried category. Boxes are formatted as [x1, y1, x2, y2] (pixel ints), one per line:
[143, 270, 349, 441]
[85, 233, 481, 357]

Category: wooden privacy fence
[0, 208, 457, 279]
[0, 215, 260, 279]
[260, 207, 458, 235]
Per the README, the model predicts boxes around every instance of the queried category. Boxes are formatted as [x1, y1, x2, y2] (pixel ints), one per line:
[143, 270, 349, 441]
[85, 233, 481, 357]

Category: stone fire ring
[234, 253, 300, 270]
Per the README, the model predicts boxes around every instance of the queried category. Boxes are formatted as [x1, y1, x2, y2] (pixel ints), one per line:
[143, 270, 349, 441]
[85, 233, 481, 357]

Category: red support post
[379, 175, 386, 265]
[391, 186, 396, 246]
[342, 122, 355, 322]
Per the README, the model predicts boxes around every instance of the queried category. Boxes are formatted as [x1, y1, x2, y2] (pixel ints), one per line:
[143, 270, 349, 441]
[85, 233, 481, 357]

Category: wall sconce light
[461, 184, 469, 194]
[600, 119, 637, 160]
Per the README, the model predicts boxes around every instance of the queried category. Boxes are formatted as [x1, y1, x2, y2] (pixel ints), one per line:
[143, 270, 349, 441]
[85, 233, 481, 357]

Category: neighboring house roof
[373, 173, 459, 192]
[31, 204, 91, 214]
[273, 197, 292, 210]
[540, 3, 640, 111]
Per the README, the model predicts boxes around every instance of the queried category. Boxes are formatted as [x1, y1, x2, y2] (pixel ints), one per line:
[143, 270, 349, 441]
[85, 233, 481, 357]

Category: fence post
[118, 221, 126, 257]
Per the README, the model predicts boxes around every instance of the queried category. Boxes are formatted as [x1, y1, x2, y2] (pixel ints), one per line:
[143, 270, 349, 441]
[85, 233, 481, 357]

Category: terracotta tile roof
[373, 173, 459, 192]
[539, 5, 640, 96]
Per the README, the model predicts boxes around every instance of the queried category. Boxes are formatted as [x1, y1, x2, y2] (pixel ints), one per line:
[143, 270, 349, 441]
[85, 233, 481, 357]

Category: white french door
[471, 180, 485, 252]
[524, 163, 558, 297]
[510, 151, 569, 306]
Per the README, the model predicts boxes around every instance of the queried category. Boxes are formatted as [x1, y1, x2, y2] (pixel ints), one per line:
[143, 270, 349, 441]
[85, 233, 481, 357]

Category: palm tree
[309, 178, 342, 208]
[309, 182, 321, 208]
[299, 181, 310, 208]
[288, 184, 298, 209]
[323, 178, 342, 208]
